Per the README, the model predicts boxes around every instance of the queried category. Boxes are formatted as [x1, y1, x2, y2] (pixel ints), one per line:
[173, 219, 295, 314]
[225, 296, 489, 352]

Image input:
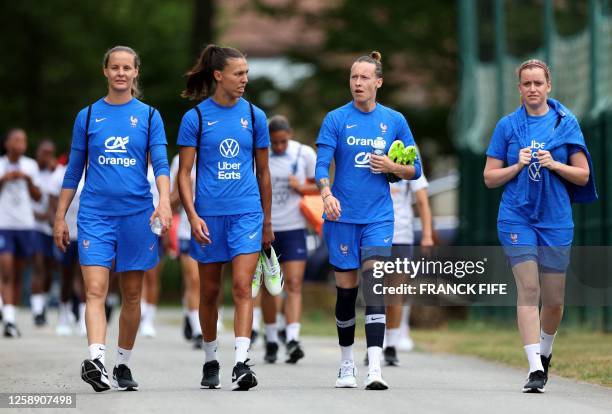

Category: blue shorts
[272, 229, 307, 262]
[190, 212, 263, 263]
[498, 224, 573, 273]
[54, 242, 79, 266]
[179, 239, 190, 255]
[77, 208, 159, 272]
[33, 231, 55, 258]
[323, 220, 393, 270]
[0, 230, 35, 257]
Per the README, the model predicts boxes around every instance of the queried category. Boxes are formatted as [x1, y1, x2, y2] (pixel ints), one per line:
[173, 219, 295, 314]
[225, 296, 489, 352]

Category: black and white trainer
[201, 360, 221, 389]
[541, 354, 552, 385]
[3, 323, 21, 338]
[183, 315, 192, 341]
[285, 340, 305, 364]
[383, 346, 400, 366]
[112, 364, 139, 391]
[231, 360, 258, 391]
[522, 370, 546, 393]
[264, 342, 279, 363]
[81, 358, 110, 392]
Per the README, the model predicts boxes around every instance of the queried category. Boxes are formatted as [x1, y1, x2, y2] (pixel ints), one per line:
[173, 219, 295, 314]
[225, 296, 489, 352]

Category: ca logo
[354, 152, 371, 168]
[104, 136, 129, 153]
[219, 139, 240, 158]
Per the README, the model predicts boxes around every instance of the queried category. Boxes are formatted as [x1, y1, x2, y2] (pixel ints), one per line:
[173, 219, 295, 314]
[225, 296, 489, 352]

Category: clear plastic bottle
[150, 217, 163, 236]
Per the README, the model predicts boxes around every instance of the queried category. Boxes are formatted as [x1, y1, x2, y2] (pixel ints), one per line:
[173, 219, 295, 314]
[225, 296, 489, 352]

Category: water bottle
[370, 137, 387, 174]
[150, 217, 163, 236]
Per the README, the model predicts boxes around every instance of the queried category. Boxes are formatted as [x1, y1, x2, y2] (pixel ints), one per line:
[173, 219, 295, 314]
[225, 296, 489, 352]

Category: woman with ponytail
[177, 44, 273, 391]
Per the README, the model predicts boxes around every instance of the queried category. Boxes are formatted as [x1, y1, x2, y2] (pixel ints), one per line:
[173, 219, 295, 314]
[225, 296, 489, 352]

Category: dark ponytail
[181, 44, 245, 101]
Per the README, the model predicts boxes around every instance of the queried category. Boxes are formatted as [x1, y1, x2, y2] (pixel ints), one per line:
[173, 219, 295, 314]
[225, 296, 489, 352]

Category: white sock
[147, 304, 156, 324]
[3, 304, 16, 324]
[399, 306, 411, 337]
[31, 294, 46, 315]
[252, 307, 262, 331]
[265, 323, 278, 343]
[203, 339, 218, 363]
[0, 294, 3, 308]
[286, 322, 301, 342]
[59, 302, 71, 325]
[385, 328, 401, 348]
[235, 337, 250, 364]
[140, 300, 147, 319]
[188, 310, 202, 336]
[78, 303, 86, 332]
[340, 345, 354, 363]
[116, 347, 131, 367]
[367, 346, 382, 373]
[540, 329, 556, 358]
[89, 343, 106, 365]
[524, 343, 544, 373]
[276, 313, 286, 330]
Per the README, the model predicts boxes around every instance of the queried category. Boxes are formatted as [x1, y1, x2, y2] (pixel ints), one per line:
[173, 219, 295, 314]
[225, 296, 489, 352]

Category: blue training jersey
[316, 102, 420, 224]
[68, 98, 168, 216]
[486, 108, 582, 229]
[176, 97, 270, 217]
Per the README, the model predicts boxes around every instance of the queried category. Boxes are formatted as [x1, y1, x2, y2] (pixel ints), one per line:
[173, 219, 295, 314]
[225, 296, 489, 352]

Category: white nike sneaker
[140, 320, 156, 338]
[55, 323, 73, 336]
[261, 248, 284, 296]
[364, 369, 389, 390]
[251, 254, 264, 298]
[397, 335, 414, 352]
[335, 360, 357, 388]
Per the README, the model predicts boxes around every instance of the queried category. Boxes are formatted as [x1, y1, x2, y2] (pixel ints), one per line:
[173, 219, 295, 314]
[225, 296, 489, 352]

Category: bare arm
[483, 147, 531, 188]
[369, 154, 417, 180]
[53, 188, 77, 251]
[414, 188, 434, 246]
[255, 147, 274, 249]
[538, 150, 589, 186]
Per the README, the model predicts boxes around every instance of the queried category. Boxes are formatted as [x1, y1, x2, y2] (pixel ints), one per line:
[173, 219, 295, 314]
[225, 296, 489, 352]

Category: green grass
[300, 311, 612, 387]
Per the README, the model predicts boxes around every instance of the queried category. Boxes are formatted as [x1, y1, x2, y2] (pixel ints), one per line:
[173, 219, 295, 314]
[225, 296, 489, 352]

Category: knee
[232, 281, 251, 303]
[285, 277, 302, 295]
[201, 286, 220, 307]
[121, 288, 142, 306]
[85, 282, 107, 302]
[518, 283, 540, 304]
[542, 304, 564, 315]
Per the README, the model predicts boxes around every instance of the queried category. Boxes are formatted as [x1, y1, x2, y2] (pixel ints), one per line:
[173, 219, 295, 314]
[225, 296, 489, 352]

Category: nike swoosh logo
[346, 124, 357, 129]
[95, 118, 106, 123]
[248, 232, 258, 239]
[384, 237, 391, 243]
[207, 121, 219, 126]
[371, 317, 384, 321]
[149, 244, 155, 251]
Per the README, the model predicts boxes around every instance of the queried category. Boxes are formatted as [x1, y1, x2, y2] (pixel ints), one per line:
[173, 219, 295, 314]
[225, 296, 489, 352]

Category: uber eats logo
[98, 136, 137, 167]
[218, 138, 241, 180]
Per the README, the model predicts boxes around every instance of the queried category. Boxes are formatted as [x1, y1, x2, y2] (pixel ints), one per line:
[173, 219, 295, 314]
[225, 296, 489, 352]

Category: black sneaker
[104, 303, 113, 323]
[183, 315, 193, 341]
[522, 370, 546, 393]
[250, 329, 259, 345]
[541, 354, 552, 385]
[34, 312, 47, 327]
[112, 364, 138, 391]
[81, 358, 110, 392]
[192, 334, 204, 350]
[231, 360, 257, 391]
[384, 346, 400, 366]
[200, 360, 221, 389]
[278, 329, 287, 345]
[285, 340, 305, 364]
[264, 342, 279, 363]
[3, 322, 21, 338]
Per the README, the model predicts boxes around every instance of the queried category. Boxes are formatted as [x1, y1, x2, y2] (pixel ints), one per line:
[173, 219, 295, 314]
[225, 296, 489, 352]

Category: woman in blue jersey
[484, 59, 595, 393]
[53, 46, 171, 393]
[315, 51, 421, 390]
[177, 44, 272, 391]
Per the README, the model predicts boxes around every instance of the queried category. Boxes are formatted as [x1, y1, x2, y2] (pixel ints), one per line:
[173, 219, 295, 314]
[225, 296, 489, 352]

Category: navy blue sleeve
[62, 148, 86, 189]
[150, 144, 169, 178]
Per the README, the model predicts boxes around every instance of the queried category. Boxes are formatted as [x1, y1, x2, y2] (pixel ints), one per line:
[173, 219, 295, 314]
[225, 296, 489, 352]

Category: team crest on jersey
[510, 233, 518, 244]
[83, 239, 90, 249]
[380, 122, 388, 134]
[240, 118, 249, 129]
[340, 244, 349, 256]
[130, 116, 138, 128]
